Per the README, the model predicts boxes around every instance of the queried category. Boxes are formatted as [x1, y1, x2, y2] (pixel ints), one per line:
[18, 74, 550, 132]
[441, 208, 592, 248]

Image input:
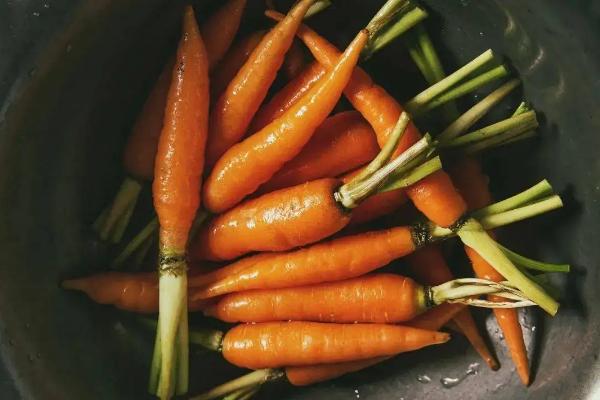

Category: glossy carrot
[204, 0, 316, 168]
[210, 31, 266, 99]
[62, 271, 207, 313]
[201, 0, 246, 69]
[257, 111, 379, 194]
[450, 157, 530, 385]
[282, 39, 307, 80]
[407, 246, 498, 370]
[151, 7, 209, 398]
[248, 61, 326, 132]
[221, 321, 450, 369]
[203, 29, 368, 213]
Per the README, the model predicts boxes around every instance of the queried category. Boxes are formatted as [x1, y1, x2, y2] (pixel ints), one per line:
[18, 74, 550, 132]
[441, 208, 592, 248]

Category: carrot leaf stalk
[498, 244, 571, 273]
[222, 385, 261, 400]
[191, 369, 283, 400]
[430, 278, 535, 308]
[140, 317, 224, 351]
[112, 218, 158, 269]
[305, 0, 332, 18]
[379, 156, 442, 193]
[93, 177, 143, 243]
[472, 180, 553, 218]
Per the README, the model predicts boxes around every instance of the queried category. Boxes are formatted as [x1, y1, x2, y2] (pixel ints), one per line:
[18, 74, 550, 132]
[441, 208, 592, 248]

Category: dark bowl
[1, 0, 599, 399]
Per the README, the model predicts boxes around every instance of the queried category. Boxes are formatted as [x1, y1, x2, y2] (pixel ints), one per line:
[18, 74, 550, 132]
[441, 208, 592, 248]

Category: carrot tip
[517, 368, 531, 386]
[437, 331, 451, 344]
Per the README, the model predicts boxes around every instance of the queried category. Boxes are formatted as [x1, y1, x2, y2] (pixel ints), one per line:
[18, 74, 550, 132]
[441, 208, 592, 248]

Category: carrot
[407, 246, 499, 370]
[150, 7, 209, 398]
[201, 0, 246, 69]
[62, 271, 207, 313]
[221, 321, 450, 369]
[204, 0, 317, 168]
[257, 111, 379, 194]
[203, 29, 368, 213]
[203, 272, 521, 324]
[450, 157, 530, 385]
[282, 39, 307, 80]
[285, 357, 390, 386]
[280, 12, 558, 315]
[210, 30, 266, 99]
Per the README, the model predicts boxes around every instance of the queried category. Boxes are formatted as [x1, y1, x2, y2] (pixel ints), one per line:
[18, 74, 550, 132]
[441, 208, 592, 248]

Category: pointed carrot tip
[436, 331, 451, 344]
[517, 368, 531, 386]
[488, 358, 500, 371]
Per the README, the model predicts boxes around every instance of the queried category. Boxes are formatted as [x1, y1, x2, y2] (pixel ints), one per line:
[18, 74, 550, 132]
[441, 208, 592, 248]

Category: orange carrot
[151, 6, 210, 397]
[450, 157, 530, 385]
[285, 357, 390, 386]
[248, 61, 326, 132]
[221, 321, 449, 369]
[257, 111, 379, 194]
[204, 0, 316, 168]
[62, 271, 207, 313]
[201, 0, 247, 69]
[203, 29, 368, 213]
[282, 39, 307, 80]
[210, 30, 266, 99]
[407, 246, 499, 370]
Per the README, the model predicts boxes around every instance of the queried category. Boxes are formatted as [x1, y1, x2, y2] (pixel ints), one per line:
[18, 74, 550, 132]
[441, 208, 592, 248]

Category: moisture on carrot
[150, 6, 209, 398]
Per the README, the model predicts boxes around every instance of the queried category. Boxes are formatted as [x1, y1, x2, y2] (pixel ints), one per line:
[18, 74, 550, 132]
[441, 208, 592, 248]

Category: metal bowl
[0, 0, 598, 399]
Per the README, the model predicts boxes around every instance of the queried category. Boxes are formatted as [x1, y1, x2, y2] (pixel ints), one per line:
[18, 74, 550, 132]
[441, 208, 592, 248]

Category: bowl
[0, 0, 598, 399]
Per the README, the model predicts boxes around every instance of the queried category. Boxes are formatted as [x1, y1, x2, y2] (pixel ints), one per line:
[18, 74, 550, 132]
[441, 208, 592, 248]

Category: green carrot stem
[365, 0, 412, 40]
[350, 112, 410, 184]
[175, 302, 189, 395]
[406, 43, 436, 83]
[437, 79, 521, 143]
[378, 156, 441, 193]
[460, 124, 537, 155]
[491, 129, 537, 147]
[112, 218, 159, 269]
[414, 64, 509, 115]
[457, 218, 559, 315]
[96, 177, 143, 243]
[148, 323, 162, 394]
[478, 195, 563, 228]
[140, 317, 224, 351]
[472, 180, 554, 218]
[443, 110, 537, 147]
[499, 243, 570, 273]
[112, 195, 138, 243]
[191, 369, 284, 400]
[305, 0, 331, 18]
[512, 101, 530, 116]
[132, 232, 154, 270]
[223, 386, 261, 400]
[406, 49, 495, 110]
[92, 206, 109, 232]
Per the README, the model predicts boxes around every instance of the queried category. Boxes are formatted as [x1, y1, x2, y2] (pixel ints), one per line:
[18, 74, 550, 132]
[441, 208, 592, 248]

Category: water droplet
[32, 11, 40, 17]
[441, 363, 479, 388]
[43, 3, 50, 8]
[441, 377, 461, 388]
[479, 32, 484, 36]
[531, 325, 536, 332]
[417, 374, 431, 384]
[354, 389, 360, 399]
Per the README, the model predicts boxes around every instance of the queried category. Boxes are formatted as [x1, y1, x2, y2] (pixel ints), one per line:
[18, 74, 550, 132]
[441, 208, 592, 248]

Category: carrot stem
[223, 386, 261, 400]
[472, 180, 553, 218]
[438, 79, 521, 143]
[111, 218, 159, 269]
[175, 302, 189, 395]
[499, 244, 570, 273]
[431, 277, 535, 306]
[140, 317, 224, 351]
[305, 0, 332, 18]
[478, 195, 563, 228]
[378, 155, 441, 193]
[148, 323, 162, 394]
[94, 177, 143, 243]
[132, 232, 154, 270]
[406, 49, 496, 110]
[191, 369, 283, 400]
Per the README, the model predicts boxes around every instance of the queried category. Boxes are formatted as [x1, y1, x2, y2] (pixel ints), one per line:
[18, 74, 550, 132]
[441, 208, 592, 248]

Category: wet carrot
[257, 111, 379, 194]
[285, 357, 390, 386]
[201, 0, 247, 69]
[210, 31, 266, 99]
[282, 39, 307, 80]
[150, 6, 210, 398]
[204, 0, 317, 168]
[203, 29, 368, 213]
[221, 321, 450, 369]
[62, 271, 207, 313]
[450, 157, 530, 385]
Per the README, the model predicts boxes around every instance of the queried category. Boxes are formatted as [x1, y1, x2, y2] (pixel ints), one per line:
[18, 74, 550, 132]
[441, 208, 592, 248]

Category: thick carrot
[203, 29, 368, 213]
[282, 39, 307, 80]
[221, 321, 449, 369]
[204, 0, 316, 168]
[201, 0, 246, 69]
[257, 111, 379, 194]
[407, 246, 499, 370]
[248, 61, 326, 132]
[210, 30, 266, 99]
[62, 271, 207, 313]
[150, 6, 209, 398]
[450, 157, 530, 385]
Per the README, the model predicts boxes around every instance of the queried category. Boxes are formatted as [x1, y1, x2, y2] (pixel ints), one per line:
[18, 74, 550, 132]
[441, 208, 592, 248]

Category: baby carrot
[204, 0, 316, 168]
[221, 321, 450, 369]
[151, 6, 209, 398]
[282, 39, 307, 80]
[203, 273, 527, 323]
[257, 111, 379, 194]
[450, 157, 530, 385]
[203, 29, 368, 213]
[408, 246, 499, 370]
[62, 271, 207, 313]
[201, 0, 246, 69]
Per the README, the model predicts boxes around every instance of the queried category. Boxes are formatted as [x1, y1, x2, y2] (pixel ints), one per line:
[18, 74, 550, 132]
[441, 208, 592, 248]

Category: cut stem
[473, 180, 553, 218]
[438, 79, 521, 143]
[94, 177, 143, 243]
[366, 6, 428, 58]
[379, 156, 441, 193]
[190, 369, 284, 400]
[430, 277, 536, 307]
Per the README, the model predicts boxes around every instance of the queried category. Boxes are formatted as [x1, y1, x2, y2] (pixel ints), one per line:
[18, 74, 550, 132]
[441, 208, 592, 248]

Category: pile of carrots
[63, 1, 571, 399]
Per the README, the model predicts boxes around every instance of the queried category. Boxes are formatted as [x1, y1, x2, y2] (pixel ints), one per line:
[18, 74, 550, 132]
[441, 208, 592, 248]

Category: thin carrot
[204, 0, 317, 168]
[407, 246, 499, 370]
[450, 157, 530, 385]
[203, 28, 368, 213]
[210, 30, 266, 99]
[203, 273, 524, 323]
[201, 0, 247, 69]
[257, 111, 379, 194]
[221, 321, 450, 369]
[282, 39, 307, 80]
[150, 6, 209, 398]
[285, 357, 390, 386]
[62, 271, 207, 313]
